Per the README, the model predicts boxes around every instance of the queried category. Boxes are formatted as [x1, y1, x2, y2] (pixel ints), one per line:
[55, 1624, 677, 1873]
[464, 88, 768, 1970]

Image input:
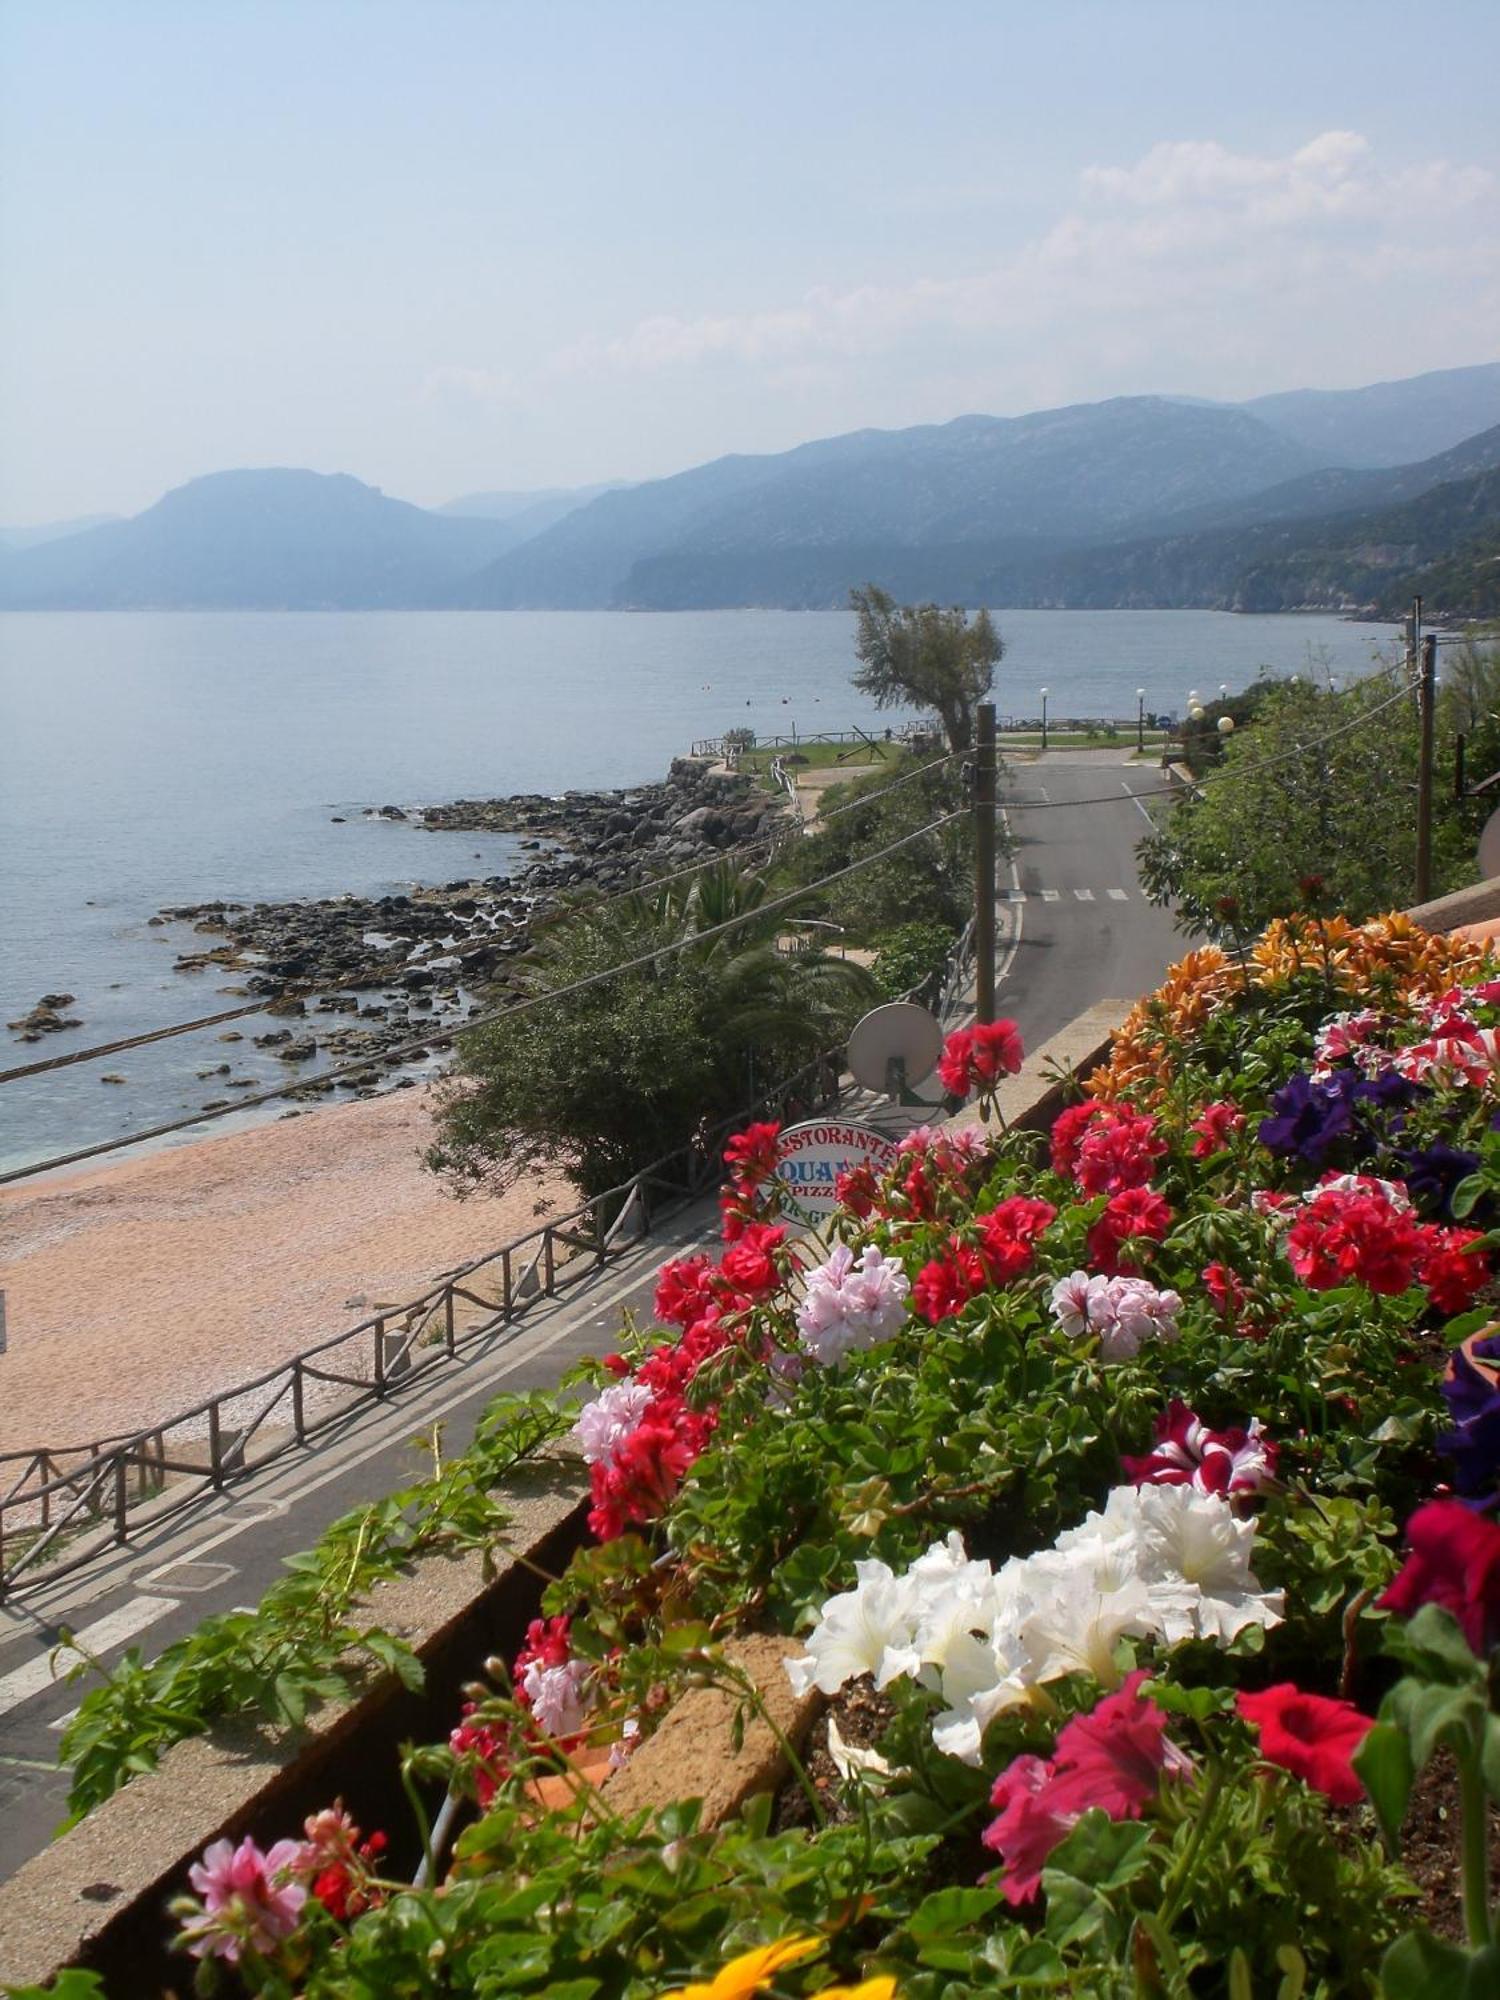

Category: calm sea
[0, 608, 1397, 1172]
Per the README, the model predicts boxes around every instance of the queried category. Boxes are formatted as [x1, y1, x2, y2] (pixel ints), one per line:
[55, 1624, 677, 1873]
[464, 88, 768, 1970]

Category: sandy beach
[0, 1089, 575, 1454]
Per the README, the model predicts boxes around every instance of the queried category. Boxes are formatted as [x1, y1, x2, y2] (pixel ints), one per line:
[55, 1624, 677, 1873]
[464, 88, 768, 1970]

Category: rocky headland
[150, 758, 786, 1108]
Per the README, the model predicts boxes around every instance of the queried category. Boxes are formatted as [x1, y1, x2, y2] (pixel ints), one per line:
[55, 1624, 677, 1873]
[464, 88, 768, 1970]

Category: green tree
[426, 863, 877, 1202]
[1137, 670, 1480, 938]
[850, 583, 1002, 752]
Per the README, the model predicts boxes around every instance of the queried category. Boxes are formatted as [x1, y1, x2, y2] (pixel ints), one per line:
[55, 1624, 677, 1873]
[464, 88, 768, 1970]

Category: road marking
[1122, 781, 1157, 827]
[0, 1596, 178, 1718]
[1005, 889, 1026, 903]
[1040, 888, 1060, 902]
[1107, 888, 1129, 902]
[1073, 888, 1095, 902]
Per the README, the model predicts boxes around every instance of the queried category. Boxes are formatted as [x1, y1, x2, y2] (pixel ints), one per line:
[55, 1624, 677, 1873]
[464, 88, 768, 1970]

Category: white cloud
[542, 131, 1497, 397]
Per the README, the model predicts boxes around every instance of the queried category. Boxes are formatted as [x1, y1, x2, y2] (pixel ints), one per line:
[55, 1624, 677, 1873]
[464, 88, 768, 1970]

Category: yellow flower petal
[815, 1979, 898, 2000]
[659, 1935, 823, 2000]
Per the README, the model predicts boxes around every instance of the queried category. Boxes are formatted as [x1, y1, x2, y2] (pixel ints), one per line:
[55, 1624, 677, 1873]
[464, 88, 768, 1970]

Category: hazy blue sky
[3, 0, 1498, 521]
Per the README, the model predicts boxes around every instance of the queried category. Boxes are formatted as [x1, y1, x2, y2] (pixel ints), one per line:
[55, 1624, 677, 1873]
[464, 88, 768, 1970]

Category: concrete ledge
[0, 1464, 589, 1995]
[949, 999, 1132, 1140]
[1407, 874, 1500, 935]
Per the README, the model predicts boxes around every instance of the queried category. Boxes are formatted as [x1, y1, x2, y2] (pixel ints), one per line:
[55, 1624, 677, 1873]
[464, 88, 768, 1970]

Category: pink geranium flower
[180, 1835, 308, 1962]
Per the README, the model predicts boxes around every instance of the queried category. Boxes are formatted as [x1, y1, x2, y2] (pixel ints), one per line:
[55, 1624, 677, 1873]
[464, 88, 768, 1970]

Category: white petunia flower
[784, 1559, 922, 1697]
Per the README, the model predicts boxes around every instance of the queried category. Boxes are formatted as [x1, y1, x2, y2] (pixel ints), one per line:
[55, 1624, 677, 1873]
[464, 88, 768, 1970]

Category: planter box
[0, 1465, 590, 1995]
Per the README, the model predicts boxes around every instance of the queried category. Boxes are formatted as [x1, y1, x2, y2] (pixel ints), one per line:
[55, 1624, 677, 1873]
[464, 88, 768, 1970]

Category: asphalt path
[0, 749, 1186, 1881]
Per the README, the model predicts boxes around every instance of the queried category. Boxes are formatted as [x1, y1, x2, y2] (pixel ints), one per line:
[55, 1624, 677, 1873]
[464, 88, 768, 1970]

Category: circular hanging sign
[772, 1117, 899, 1225]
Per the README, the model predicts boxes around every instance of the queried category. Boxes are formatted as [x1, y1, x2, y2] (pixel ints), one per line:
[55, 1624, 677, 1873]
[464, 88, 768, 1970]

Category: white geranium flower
[569, 1380, 652, 1467]
[784, 1559, 922, 1698]
[521, 1658, 593, 1738]
[795, 1242, 910, 1367]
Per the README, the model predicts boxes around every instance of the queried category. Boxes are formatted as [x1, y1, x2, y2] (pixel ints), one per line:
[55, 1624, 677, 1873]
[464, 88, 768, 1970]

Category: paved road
[0, 750, 1185, 1881]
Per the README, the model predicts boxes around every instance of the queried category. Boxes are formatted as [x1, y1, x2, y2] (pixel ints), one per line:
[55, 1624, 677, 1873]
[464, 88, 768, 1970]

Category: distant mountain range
[3, 362, 1498, 616]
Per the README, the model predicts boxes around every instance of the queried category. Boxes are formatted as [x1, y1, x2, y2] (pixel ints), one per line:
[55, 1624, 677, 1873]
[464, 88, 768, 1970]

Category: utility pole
[974, 701, 997, 1024]
[1415, 632, 1437, 904]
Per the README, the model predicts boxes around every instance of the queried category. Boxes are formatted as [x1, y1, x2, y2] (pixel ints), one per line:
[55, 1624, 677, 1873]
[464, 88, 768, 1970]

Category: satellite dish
[1479, 805, 1500, 881]
[847, 1002, 945, 1095]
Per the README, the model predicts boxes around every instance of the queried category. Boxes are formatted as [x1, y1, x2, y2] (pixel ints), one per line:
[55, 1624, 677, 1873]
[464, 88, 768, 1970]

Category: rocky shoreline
[144, 757, 787, 1107]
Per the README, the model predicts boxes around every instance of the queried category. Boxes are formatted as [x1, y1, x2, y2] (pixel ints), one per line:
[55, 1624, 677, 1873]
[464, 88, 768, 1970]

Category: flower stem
[1156, 1765, 1226, 1932]
[1458, 1739, 1493, 1949]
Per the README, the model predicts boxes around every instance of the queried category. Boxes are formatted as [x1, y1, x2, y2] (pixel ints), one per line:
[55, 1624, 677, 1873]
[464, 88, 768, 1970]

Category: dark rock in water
[330, 816, 346, 824]
[143, 751, 786, 1109]
[100, 1073, 126, 1085]
[7, 997, 83, 1035]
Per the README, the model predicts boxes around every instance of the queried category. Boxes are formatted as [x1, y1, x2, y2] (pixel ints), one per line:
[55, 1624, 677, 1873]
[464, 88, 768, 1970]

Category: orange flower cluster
[1087, 914, 1494, 1104]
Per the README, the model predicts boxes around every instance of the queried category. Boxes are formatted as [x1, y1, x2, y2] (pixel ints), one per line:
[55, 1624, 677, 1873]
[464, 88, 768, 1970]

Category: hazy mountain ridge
[0, 469, 515, 609]
[3, 363, 1497, 614]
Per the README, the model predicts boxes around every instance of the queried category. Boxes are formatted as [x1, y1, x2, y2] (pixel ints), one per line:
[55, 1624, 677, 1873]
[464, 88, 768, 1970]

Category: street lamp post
[1040, 687, 1049, 751]
[1136, 687, 1146, 754]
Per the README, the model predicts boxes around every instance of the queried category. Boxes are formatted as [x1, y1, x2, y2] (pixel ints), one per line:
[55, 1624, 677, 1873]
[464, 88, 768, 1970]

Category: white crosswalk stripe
[0, 1596, 178, 1719]
[1040, 888, 1060, 902]
[1107, 888, 1129, 901]
[1073, 888, 1095, 902]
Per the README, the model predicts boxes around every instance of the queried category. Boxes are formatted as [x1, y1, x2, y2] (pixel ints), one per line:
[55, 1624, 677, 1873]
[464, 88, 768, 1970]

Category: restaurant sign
[772, 1118, 899, 1224]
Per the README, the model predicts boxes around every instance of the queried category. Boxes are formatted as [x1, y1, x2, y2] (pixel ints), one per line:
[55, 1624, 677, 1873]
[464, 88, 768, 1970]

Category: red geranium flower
[1086, 1187, 1173, 1276]
[1190, 1100, 1246, 1159]
[1050, 1100, 1103, 1178]
[912, 1244, 987, 1324]
[1380, 1499, 1500, 1654]
[1417, 1225, 1492, 1317]
[1074, 1108, 1166, 1196]
[653, 1255, 717, 1328]
[718, 1221, 788, 1299]
[1237, 1683, 1374, 1806]
[977, 1195, 1056, 1283]
[937, 1019, 1024, 1098]
[722, 1120, 781, 1184]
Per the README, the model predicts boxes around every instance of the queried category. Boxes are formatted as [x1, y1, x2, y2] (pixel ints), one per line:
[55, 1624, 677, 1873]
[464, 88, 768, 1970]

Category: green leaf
[1384, 1604, 1487, 1683]
[1353, 1722, 1414, 1852]
[906, 1886, 1003, 1941]
[1380, 1930, 1500, 1999]
[1388, 1681, 1488, 1772]
[1047, 1813, 1154, 1893]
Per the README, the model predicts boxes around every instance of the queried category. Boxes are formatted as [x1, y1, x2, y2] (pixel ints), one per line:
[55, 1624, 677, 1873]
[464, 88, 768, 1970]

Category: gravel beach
[0, 1088, 574, 1454]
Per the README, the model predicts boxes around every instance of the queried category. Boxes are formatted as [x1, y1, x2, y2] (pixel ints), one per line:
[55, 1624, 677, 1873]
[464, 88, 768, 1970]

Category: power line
[0, 807, 966, 1186]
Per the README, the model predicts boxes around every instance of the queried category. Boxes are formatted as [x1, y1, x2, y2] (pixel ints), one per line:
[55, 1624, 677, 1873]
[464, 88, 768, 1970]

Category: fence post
[208, 1402, 224, 1488]
[543, 1232, 556, 1297]
[501, 1248, 513, 1318]
[373, 1318, 387, 1396]
[292, 1361, 306, 1444]
[444, 1288, 456, 1355]
[113, 1454, 128, 1545]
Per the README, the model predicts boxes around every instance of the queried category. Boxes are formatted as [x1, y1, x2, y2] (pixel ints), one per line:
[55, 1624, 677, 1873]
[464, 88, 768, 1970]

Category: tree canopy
[1136, 664, 1492, 938]
[426, 862, 878, 1202]
[850, 584, 1002, 752]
